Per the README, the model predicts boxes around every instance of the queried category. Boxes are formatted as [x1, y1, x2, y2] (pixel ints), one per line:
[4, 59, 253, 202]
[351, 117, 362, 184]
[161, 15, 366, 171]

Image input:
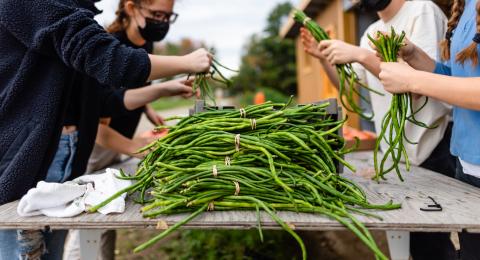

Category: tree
[231, 2, 297, 95]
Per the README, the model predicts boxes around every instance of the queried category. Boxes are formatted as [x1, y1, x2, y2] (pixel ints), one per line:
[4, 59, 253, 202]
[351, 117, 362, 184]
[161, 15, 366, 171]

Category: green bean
[293, 9, 382, 119]
[91, 99, 399, 259]
[369, 28, 431, 181]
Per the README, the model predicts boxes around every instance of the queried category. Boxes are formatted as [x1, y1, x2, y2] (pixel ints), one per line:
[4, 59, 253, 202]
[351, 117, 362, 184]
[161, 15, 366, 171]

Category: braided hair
[440, 0, 480, 66]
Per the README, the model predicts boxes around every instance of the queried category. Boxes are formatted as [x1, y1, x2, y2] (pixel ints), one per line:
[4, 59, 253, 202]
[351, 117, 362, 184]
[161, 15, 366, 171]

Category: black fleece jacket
[0, 0, 151, 205]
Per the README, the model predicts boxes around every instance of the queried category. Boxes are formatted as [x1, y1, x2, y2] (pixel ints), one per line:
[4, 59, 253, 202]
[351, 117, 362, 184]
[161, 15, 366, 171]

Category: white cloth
[460, 159, 480, 179]
[17, 168, 132, 217]
[353, 0, 451, 165]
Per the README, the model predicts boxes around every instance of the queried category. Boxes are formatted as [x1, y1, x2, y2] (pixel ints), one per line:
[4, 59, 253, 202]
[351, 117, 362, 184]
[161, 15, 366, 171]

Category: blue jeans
[0, 132, 78, 260]
[410, 122, 456, 260]
[44, 131, 78, 183]
[455, 159, 480, 260]
[0, 229, 68, 260]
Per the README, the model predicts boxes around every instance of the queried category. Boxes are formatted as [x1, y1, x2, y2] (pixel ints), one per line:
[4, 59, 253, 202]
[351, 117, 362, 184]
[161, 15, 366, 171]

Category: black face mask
[359, 0, 392, 12]
[138, 18, 170, 42]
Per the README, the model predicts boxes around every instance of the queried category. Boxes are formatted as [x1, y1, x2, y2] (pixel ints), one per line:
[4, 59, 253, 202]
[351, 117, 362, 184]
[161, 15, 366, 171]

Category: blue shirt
[434, 0, 480, 165]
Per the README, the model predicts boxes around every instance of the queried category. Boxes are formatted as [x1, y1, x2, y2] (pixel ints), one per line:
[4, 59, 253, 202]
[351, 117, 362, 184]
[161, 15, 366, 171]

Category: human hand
[184, 48, 213, 73]
[145, 104, 165, 126]
[158, 78, 195, 98]
[379, 62, 417, 94]
[319, 39, 365, 65]
[368, 31, 416, 62]
[300, 28, 324, 59]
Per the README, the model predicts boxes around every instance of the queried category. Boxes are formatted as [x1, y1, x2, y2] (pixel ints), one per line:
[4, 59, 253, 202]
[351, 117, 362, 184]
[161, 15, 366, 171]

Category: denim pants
[410, 123, 457, 260]
[0, 132, 77, 260]
[455, 159, 480, 260]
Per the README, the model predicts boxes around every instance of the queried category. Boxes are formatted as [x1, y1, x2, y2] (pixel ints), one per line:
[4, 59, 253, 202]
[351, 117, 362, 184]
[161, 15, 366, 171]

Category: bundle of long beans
[192, 58, 237, 104]
[293, 9, 383, 120]
[89, 98, 400, 260]
[368, 28, 432, 181]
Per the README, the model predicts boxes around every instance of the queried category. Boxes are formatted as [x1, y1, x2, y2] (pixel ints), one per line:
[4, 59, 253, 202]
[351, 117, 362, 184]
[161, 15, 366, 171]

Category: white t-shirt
[354, 1, 451, 165]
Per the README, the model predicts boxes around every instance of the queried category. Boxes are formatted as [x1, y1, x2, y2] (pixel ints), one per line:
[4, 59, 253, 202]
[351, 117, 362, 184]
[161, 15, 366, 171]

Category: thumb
[318, 40, 332, 49]
[183, 78, 195, 86]
[182, 85, 193, 92]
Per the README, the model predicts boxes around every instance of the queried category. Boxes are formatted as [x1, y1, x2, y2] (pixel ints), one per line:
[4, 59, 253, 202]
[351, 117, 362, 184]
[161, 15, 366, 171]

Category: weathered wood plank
[1, 152, 479, 232]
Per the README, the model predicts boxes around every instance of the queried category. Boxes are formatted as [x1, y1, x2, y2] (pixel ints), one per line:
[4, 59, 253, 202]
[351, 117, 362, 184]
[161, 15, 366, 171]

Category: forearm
[318, 48, 379, 89]
[411, 71, 480, 110]
[357, 51, 381, 77]
[148, 55, 189, 81]
[96, 125, 143, 157]
[318, 58, 340, 87]
[404, 45, 436, 72]
[123, 84, 167, 110]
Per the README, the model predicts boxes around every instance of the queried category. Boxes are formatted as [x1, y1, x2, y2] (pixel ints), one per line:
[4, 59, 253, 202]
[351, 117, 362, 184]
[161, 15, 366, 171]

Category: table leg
[386, 231, 410, 260]
[79, 230, 102, 260]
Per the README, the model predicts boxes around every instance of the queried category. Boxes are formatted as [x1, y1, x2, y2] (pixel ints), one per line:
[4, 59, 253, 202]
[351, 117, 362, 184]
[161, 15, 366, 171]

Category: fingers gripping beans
[368, 28, 434, 181]
[293, 9, 384, 120]
[192, 58, 237, 105]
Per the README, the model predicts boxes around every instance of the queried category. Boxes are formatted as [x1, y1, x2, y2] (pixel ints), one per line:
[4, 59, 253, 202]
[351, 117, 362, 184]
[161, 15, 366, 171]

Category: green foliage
[231, 2, 297, 96]
[150, 97, 195, 111]
[159, 230, 301, 260]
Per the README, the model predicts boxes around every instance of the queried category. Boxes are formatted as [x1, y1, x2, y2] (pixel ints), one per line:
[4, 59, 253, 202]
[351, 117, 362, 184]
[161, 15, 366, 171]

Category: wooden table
[1, 152, 479, 260]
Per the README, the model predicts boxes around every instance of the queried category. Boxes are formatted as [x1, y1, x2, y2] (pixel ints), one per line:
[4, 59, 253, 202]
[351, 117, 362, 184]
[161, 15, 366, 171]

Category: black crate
[189, 99, 344, 173]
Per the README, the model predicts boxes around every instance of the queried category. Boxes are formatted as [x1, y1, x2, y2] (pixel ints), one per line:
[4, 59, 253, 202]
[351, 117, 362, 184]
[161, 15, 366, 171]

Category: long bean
[90, 99, 400, 259]
[368, 28, 432, 180]
[293, 9, 384, 120]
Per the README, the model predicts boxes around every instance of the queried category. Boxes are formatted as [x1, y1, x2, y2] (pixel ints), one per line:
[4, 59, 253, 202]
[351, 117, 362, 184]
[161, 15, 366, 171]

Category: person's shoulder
[405, 1, 446, 18]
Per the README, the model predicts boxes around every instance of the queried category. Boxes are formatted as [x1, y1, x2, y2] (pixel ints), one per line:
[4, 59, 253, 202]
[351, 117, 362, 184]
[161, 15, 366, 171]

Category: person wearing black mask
[85, 0, 179, 174]
[0, 0, 212, 257]
[300, 0, 456, 259]
[62, 1, 185, 259]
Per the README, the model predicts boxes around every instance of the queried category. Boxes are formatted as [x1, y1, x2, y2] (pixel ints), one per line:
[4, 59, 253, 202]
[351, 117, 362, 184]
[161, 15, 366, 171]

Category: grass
[150, 98, 195, 111]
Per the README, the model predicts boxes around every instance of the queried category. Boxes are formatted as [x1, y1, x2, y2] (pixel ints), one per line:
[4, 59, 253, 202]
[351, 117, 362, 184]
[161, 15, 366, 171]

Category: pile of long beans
[192, 58, 237, 104]
[368, 28, 431, 181]
[293, 9, 383, 120]
[89, 98, 400, 259]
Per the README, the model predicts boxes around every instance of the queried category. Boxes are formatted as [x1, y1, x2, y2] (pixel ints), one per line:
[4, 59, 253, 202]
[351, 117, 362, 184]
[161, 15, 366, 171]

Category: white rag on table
[17, 168, 132, 217]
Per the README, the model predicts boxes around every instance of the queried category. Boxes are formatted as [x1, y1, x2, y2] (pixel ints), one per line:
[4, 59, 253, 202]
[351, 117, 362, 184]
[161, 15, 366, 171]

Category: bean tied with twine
[89, 98, 400, 260]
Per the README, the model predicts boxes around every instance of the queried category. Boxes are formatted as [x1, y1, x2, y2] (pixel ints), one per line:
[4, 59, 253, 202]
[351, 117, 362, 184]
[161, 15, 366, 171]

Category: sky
[95, 0, 301, 71]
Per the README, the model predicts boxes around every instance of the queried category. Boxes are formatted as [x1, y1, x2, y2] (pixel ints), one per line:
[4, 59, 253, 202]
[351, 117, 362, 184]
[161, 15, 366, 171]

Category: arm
[319, 40, 382, 78]
[300, 28, 339, 86]
[379, 62, 480, 110]
[402, 5, 447, 73]
[401, 42, 438, 72]
[300, 28, 381, 87]
[95, 124, 151, 158]
[0, 0, 210, 88]
[147, 50, 212, 82]
[123, 78, 194, 110]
